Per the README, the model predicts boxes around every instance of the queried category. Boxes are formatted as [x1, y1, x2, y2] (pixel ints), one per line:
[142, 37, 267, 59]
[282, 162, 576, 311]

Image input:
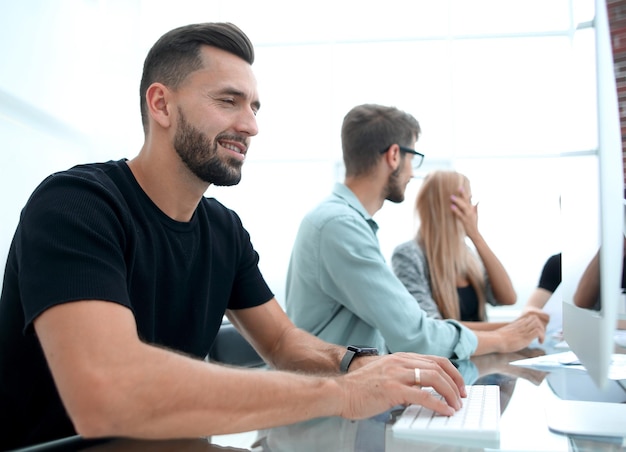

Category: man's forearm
[471, 330, 503, 355]
[71, 343, 344, 439]
[461, 321, 508, 332]
[268, 325, 346, 373]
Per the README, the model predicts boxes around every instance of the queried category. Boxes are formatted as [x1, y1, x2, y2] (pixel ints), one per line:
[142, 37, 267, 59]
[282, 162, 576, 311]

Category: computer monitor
[560, 0, 624, 392]
[545, 0, 626, 439]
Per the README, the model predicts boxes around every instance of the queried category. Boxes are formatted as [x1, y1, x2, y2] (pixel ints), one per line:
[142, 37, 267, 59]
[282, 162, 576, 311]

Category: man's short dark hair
[341, 104, 421, 177]
[139, 22, 255, 131]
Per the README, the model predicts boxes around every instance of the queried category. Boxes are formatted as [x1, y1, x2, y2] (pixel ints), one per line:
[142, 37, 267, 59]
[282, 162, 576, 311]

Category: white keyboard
[392, 385, 501, 448]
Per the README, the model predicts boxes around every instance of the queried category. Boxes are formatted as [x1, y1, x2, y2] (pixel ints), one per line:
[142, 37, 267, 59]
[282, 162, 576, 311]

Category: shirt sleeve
[538, 253, 562, 293]
[17, 173, 132, 330]
[319, 217, 477, 359]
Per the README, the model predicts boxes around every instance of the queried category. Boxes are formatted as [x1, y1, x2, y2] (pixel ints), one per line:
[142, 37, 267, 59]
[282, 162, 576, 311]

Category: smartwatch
[340, 345, 379, 373]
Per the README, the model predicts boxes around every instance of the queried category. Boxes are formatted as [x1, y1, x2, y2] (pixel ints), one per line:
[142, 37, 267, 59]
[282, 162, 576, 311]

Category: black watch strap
[340, 348, 357, 373]
[340, 345, 378, 373]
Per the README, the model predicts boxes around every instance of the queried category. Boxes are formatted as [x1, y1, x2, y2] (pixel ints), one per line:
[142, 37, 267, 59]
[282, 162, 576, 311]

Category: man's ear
[382, 144, 402, 171]
[145, 83, 172, 129]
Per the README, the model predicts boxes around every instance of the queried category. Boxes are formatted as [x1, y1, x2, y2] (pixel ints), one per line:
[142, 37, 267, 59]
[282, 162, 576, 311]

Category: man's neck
[344, 177, 385, 217]
[127, 148, 208, 222]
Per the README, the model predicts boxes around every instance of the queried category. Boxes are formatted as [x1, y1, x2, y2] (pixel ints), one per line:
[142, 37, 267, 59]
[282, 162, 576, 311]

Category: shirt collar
[332, 182, 379, 234]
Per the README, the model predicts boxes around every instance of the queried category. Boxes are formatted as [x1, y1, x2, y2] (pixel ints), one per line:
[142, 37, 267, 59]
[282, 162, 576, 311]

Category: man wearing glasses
[285, 104, 545, 364]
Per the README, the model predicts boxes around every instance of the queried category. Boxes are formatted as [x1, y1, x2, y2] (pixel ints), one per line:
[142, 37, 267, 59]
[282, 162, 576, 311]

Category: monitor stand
[546, 399, 626, 440]
[545, 370, 626, 440]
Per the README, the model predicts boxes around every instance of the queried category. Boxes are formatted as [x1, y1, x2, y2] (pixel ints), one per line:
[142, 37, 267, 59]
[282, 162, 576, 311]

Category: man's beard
[385, 166, 405, 203]
[173, 109, 243, 186]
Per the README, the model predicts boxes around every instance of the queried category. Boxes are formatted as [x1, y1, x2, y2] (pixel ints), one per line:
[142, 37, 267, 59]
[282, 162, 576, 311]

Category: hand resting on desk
[472, 313, 548, 355]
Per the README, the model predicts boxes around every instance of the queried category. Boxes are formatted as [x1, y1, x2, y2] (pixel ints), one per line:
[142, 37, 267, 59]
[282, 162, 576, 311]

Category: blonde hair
[415, 170, 486, 320]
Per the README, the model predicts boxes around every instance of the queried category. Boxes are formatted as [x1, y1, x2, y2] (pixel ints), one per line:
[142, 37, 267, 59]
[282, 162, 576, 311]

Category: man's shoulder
[40, 159, 127, 191]
[304, 195, 362, 227]
[56, 159, 124, 177]
[27, 160, 128, 204]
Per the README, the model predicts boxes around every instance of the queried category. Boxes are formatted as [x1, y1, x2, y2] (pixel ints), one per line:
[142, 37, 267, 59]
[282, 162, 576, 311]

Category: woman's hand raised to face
[450, 186, 480, 240]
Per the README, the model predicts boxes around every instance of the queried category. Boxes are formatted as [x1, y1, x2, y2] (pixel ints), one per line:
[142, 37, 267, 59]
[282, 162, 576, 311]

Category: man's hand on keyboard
[392, 385, 501, 448]
[334, 352, 465, 420]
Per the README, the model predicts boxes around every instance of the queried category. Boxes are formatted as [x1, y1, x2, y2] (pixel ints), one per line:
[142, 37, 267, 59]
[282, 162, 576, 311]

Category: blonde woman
[392, 170, 534, 330]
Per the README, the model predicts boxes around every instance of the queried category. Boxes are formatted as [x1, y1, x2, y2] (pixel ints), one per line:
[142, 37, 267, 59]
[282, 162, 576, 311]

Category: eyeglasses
[379, 145, 425, 171]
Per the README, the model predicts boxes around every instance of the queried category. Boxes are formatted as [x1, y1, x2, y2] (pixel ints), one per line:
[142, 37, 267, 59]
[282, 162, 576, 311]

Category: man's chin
[386, 192, 405, 204]
[196, 161, 243, 186]
[212, 176, 242, 187]
[210, 168, 242, 186]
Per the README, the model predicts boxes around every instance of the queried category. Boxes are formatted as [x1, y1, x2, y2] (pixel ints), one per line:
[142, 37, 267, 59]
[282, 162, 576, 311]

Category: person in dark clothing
[524, 253, 562, 310]
[0, 22, 464, 451]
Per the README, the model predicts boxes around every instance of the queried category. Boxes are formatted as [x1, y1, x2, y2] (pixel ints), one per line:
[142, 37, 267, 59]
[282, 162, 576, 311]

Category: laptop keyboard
[392, 385, 501, 448]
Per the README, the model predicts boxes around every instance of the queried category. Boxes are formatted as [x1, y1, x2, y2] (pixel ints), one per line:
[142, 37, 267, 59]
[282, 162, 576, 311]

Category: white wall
[0, 0, 599, 313]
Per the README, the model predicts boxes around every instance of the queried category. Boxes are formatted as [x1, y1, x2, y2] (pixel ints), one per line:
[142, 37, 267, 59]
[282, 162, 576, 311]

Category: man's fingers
[402, 356, 464, 410]
[413, 388, 458, 416]
[400, 354, 463, 393]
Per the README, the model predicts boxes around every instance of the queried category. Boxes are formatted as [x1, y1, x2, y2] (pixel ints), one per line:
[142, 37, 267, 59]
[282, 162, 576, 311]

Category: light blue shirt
[285, 183, 478, 359]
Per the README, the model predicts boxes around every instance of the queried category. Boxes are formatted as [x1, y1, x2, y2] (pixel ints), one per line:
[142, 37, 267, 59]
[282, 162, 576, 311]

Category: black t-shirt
[0, 160, 274, 450]
[538, 253, 562, 293]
